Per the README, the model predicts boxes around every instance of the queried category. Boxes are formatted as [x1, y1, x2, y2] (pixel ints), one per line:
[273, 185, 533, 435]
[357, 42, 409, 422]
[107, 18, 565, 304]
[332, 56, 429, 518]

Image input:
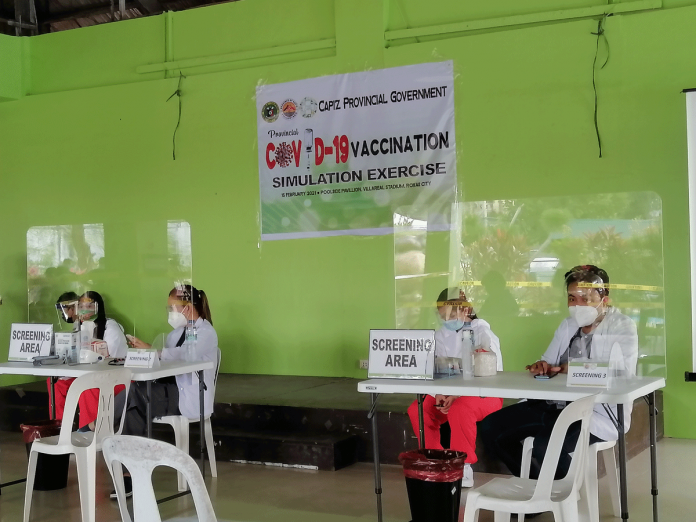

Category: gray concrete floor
[0, 430, 691, 522]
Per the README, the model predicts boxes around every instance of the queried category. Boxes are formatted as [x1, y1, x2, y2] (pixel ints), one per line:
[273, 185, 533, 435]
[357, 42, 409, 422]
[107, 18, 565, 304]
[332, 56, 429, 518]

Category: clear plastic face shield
[77, 298, 99, 322]
[436, 293, 474, 331]
[563, 267, 631, 386]
[55, 300, 78, 325]
[566, 271, 608, 358]
[166, 300, 189, 313]
[166, 297, 191, 330]
[432, 289, 493, 376]
[565, 270, 608, 328]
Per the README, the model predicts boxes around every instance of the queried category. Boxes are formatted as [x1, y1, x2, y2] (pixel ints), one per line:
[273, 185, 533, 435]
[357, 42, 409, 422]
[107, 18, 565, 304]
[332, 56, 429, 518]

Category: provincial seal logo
[262, 102, 280, 123]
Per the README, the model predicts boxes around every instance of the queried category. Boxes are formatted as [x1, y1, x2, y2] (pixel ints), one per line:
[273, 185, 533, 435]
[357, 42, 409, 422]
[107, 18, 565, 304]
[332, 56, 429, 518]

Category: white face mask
[568, 304, 601, 327]
[168, 311, 187, 330]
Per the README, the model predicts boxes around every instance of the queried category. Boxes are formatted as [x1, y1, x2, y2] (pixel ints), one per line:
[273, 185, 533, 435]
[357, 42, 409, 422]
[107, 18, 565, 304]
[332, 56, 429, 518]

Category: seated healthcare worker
[48, 290, 79, 420]
[113, 284, 217, 498]
[49, 291, 128, 429]
[54, 291, 80, 328]
[479, 265, 638, 484]
[76, 291, 129, 430]
[407, 287, 504, 488]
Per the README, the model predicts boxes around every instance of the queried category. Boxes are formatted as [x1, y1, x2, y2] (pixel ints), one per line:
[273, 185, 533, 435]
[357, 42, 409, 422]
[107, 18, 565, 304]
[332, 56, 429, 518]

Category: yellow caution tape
[395, 271, 451, 281]
[610, 284, 662, 291]
[397, 301, 664, 311]
[458, 281, 661, 291]
[461, 280, 552, 288]
[577, 282, 662, 291]
[611, 302, 665, 309]
[436, 301, 473, 307]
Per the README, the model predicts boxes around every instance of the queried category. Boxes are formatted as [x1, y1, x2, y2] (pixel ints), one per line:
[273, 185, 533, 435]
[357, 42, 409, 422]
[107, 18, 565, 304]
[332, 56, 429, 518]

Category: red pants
[47, 378, 125, 428]
[407, 395, 503, 464]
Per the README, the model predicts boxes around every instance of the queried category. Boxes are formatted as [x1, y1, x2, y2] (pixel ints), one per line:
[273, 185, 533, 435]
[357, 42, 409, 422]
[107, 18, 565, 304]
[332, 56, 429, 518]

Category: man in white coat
[479, 265, 638, 482]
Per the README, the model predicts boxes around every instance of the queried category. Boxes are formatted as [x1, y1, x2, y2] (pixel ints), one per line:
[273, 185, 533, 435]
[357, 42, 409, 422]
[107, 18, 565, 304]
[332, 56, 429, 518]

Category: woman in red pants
[407, 287, 504, 488]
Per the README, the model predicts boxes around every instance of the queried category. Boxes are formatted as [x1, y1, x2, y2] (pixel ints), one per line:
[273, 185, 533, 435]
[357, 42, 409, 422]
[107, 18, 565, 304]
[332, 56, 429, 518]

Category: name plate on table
[9, 324, 53, 361]
[567, 361, 609, 387]
[368, 329, 435, 379]
[124, 349, 161, 369]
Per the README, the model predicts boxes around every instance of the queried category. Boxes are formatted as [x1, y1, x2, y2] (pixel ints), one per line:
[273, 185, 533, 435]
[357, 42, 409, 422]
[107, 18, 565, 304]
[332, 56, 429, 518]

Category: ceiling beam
[40, 1, 137, 23]
[134, 0, 161, 14]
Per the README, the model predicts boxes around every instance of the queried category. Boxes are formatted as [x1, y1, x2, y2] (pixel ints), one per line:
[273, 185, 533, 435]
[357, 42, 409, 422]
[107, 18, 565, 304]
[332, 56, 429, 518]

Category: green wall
[0, 0, 695, 437]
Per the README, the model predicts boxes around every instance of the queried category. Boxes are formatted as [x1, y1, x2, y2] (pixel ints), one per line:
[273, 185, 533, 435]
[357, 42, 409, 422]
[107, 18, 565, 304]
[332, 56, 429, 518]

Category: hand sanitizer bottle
[460, 322, 475, 380]
[184, 319, 198, 362]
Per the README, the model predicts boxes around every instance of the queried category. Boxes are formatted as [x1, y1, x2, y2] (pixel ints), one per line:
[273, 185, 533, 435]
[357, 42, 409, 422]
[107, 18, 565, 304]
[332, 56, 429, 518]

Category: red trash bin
[399, 449, 467, 522]
[20, 420, 70, 491]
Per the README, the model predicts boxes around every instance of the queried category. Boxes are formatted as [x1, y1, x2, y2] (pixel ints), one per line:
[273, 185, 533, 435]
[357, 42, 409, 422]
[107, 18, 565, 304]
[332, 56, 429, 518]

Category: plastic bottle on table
[184, 319, 198, 362]
[460, 322, 475, 380]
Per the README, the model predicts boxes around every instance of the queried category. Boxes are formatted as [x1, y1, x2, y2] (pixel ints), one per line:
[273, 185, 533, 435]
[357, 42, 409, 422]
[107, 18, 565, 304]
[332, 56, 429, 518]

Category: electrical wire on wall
[167, 72, 186, 160]
[591, 15, 610, 158]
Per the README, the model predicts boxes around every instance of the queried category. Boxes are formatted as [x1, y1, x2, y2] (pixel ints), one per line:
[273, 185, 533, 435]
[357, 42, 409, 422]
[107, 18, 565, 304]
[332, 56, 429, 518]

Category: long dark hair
[80, 290, 107, 340]
[170, 284, 213, 326]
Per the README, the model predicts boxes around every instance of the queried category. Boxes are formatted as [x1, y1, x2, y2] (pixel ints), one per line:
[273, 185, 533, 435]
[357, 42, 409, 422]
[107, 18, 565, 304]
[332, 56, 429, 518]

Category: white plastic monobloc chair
[520, 437, 620, 522]
[23, 368, 132, 522]
[103, 435, 217, 522]
[463, 394, 598, 522]
[153, 348, 220, 491]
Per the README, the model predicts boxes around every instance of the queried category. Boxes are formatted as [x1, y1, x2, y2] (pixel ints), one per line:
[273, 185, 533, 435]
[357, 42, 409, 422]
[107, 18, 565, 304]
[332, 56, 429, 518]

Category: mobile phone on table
[534, 372, 558, 380]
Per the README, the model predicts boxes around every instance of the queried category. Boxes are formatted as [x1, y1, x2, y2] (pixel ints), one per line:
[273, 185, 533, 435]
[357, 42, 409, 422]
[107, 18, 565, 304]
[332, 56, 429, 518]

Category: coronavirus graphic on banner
[256, 61, 457, 241]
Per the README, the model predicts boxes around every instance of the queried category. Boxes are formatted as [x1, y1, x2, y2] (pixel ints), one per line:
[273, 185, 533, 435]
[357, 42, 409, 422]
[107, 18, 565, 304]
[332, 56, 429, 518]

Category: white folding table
[358, 372, 665, 522]
[0, 359, 214, 501]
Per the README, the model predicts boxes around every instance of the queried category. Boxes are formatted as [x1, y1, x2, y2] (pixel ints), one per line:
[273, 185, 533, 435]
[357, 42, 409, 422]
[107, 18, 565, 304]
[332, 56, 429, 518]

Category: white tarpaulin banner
[256, 61, 457, 241]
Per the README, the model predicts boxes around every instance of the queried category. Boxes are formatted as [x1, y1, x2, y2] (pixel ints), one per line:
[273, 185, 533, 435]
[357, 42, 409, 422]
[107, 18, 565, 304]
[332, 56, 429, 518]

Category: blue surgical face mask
[442, 319, 465, 331]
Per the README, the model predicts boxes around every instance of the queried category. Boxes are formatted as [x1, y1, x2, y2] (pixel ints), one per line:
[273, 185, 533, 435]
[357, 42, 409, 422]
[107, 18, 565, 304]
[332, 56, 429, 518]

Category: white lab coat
[103, 318, 128, 358]
[434, 318, 504, 371]
[161, 318, 218, 419]
[540, 307, 638, 441]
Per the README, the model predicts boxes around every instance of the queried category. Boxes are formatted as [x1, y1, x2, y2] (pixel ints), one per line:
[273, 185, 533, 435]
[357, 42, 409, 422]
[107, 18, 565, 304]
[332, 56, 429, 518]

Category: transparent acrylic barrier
[396, 192, 665, 378]
[27, 220, 192, 346]
[394, 202, 461, 332]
